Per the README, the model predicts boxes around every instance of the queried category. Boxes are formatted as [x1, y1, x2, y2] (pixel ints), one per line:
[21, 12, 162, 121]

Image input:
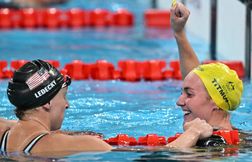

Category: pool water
[1, 0, 252, 161]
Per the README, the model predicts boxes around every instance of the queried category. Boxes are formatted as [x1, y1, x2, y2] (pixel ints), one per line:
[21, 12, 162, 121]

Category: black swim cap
[7, 60, 71, 110]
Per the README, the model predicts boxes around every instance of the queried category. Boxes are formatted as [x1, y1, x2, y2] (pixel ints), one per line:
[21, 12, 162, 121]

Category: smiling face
[176, 72, 217, 126]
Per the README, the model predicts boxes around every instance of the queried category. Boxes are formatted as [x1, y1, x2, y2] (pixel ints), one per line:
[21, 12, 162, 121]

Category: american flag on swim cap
[26, 68, 50, 90]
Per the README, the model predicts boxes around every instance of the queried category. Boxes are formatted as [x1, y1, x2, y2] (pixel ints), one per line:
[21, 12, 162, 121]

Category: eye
[186, 92, 193, 97]
[184, 88, 194, 98]
[186, 92, 194, 98]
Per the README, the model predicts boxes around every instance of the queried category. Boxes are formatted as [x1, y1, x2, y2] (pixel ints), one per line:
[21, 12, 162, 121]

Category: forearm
[52, 130, 104, 138]
[175, 30, 200, 79]
[166, 128, 200, 148]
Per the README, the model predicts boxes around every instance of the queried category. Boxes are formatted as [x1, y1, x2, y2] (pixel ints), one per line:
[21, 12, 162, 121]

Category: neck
[29, 117, 50, 131]
[22, 109, 51, 131]
[208, 111, 233, 130]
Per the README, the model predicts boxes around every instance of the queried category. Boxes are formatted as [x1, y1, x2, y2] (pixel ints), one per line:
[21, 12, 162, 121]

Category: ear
[212, 106, 221, 112]
[42, 103, 51, 111]
[211, 101, 221, 111]
[209, 99, 220, 111]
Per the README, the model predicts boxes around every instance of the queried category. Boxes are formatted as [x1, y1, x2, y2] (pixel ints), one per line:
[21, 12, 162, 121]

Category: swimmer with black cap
[165, 2, 243, 148]
[0, 60, 112, 156]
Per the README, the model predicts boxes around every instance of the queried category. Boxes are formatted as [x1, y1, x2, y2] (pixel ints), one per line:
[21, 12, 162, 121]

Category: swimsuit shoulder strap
[23, 132, 48, 155]
[0, 129, 10, 152]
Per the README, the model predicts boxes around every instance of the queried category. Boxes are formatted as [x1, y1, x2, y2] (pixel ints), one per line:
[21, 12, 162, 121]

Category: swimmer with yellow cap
[172, 0, 176, 7]
[167, 2, 244, 149]
[193, 63, 243, 112]
[172, 1, 243, 125]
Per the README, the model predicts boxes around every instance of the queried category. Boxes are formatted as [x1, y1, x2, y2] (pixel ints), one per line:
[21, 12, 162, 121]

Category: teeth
[183, 110, 191, 115]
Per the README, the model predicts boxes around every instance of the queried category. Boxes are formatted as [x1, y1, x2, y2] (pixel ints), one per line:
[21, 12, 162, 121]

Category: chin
[52, 124, 61, 131]
[184, 114, 197, 121]
[183, 117, 190, 124]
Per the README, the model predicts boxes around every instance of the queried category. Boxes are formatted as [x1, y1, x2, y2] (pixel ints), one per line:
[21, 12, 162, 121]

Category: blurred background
[1, 0, 250, 78]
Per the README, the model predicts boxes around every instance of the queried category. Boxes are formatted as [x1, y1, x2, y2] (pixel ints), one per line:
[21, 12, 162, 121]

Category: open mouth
[183, 110, 191, 116]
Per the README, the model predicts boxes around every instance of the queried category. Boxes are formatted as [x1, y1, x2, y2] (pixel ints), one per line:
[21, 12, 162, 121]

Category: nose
[176, 93, 185, 107]
[65, 100, 70, 109]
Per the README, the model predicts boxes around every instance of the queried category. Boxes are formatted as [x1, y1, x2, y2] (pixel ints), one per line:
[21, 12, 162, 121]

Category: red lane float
[224, 61, 244, 78]
[0, 8, 13, 29]
[90, 9, 111, 27]
[12, 10, 21, 28]
[64, 60, 91, 80]
[0, 8, 134, 29]
[142, 60, 166, 81]
[113, 9, 134, 27]
[118, 60, 142, 81]
[0, 61, 8, 78]
[163, 69, 173, 80]
[0, 59, 245, 81]
[105, 134, 167, 146]
[213, 130, 239, 145]
[20, 8, 38, 28]
[66, 8, 87, 28]
[43, 8, 62, 28]
[4, 60, 29, 78]
[170, 60, 182, 80]
[11, 60, 28, 70]
[3, 70, 13, 78]
[203, 60, 245, 78]
[105, 130, 239, 146]
[104, 134, 137, 146]
[144, 10, 171, 28]
[138, 134, 167, 146]
[90, 60, 115, 80]
[167, 133, 181, 143]
[36, 9, 46, 27]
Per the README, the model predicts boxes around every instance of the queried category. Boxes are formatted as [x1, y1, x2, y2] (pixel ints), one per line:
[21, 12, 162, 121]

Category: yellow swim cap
[192, 63, 243, 111]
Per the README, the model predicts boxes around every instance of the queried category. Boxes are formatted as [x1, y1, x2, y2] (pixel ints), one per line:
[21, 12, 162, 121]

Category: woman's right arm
[170, 2, 200, 79]
[166, 118, 213, 148]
